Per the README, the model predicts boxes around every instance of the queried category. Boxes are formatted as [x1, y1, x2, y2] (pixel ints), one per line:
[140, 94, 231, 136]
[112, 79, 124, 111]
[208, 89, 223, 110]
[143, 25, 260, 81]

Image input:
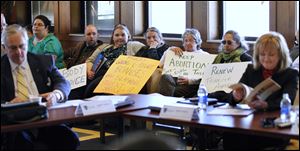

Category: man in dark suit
[1, 24, 79, 149]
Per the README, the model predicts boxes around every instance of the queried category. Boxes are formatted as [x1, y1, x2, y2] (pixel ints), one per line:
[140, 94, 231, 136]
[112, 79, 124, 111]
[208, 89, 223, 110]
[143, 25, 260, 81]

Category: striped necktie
[16, 66, 29, 100]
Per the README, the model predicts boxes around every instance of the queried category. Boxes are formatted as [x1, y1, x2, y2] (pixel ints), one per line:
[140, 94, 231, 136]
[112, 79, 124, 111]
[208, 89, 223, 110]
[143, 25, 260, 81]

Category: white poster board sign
[162, 51, 216, 79]
[59, 63, 87, 90]
[201, 62, 250, 93]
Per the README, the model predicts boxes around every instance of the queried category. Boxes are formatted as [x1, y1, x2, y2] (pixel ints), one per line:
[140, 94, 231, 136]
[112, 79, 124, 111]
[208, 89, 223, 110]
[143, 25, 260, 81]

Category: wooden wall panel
[8, 1, 298, 52]
[276, 1, 296, 48]
[120, 1, 134, 36]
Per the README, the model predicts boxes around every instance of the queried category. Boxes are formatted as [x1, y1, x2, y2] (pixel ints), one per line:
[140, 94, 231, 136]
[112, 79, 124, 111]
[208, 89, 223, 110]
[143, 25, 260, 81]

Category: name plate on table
[75, 100, 116, 116]
[159, 105, 199, 121]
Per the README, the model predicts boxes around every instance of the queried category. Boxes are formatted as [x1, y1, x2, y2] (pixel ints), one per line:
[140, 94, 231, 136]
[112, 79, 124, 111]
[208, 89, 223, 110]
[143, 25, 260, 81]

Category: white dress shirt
[9, 55, 39, 98]
[8, 55, 65, 102]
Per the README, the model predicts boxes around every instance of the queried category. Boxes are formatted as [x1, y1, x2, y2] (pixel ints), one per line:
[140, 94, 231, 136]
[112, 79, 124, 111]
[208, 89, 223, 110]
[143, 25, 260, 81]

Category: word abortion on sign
[59, 63, 87, 90]
[201, 62, 250, 93]
[162, 51, 216, 79]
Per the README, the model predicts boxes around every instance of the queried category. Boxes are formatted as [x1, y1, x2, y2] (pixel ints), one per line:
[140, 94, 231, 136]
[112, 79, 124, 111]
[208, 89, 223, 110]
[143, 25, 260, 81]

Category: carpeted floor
[72, 121, 299, 150]
[72, 121, 189, 150]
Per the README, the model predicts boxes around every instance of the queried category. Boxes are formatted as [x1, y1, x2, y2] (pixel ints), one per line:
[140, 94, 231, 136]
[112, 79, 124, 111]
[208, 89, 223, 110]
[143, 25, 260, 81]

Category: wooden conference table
[1, 94, 167, 133]
[2, 94, 299, 144]
[1, 94, 181, 142]
[123, 108, 299, 140]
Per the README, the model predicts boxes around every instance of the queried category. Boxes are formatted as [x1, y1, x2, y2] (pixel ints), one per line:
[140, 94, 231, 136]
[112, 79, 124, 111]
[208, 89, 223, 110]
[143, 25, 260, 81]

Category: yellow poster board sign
[94, 55, 160, 94]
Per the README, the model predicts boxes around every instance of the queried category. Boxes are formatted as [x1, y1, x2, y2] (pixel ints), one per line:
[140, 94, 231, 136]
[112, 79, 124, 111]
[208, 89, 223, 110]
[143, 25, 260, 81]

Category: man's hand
[177, 77, 189, 85]
[9, 97, 27, 104]
[40, 92, 58, 107]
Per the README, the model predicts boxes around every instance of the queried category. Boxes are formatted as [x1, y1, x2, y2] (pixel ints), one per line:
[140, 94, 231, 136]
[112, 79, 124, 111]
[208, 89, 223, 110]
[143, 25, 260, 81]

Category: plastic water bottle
[198, 83, 208, 109]
[280, 93, 291, 122]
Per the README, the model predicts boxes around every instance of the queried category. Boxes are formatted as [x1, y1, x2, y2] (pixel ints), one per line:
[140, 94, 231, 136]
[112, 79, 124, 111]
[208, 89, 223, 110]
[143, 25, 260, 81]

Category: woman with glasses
[208, 30, 253, 101]
[28, 15, 65, 69]
[202, 30, 254, 148]
[213, 30, 252, 64]
[159, 28, 209, 97]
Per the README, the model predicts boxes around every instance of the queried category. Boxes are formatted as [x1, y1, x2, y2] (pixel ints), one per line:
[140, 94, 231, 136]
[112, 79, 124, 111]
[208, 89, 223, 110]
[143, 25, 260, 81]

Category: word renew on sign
[201, 62, 250, 93]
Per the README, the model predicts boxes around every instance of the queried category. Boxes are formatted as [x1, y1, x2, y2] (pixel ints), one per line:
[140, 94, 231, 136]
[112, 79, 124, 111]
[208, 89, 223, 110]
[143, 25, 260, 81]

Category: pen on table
[213, 103, 226, 108]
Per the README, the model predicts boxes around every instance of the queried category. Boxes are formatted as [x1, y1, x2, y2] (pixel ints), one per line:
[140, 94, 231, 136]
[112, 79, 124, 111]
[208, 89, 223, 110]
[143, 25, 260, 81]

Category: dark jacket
[1, 52, 71, 103]
[64, 40, 104, 68]
[209, 64, 298, 110]
[135, 43, 169, 60]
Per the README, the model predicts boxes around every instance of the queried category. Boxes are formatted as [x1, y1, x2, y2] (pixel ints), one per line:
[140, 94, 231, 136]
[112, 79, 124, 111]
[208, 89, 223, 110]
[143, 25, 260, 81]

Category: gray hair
[1, 24, 28, 47]
[182, 28, 202, 49]
[144, 27, 164, 43]
[253, 31, 291, 71]
[219, 30, 249, 52]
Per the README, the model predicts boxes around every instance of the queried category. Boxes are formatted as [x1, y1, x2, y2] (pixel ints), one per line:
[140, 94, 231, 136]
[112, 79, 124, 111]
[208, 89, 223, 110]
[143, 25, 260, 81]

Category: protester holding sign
[223, 32, 298, 149]
[84, 24, 145, 97]
[213, 30, 252, 64]
[208, 30, 252, 101]
[93, 55, 159, 94]
[159, 28, 209, 97]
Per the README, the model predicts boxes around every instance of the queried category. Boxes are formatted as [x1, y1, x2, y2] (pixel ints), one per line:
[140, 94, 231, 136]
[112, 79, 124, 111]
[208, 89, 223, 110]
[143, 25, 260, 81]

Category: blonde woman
[223, 32, 298, 150]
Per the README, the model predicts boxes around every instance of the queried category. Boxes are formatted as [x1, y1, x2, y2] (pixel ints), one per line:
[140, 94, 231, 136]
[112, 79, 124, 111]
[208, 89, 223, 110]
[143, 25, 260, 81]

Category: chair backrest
[146, 68, 163, 94]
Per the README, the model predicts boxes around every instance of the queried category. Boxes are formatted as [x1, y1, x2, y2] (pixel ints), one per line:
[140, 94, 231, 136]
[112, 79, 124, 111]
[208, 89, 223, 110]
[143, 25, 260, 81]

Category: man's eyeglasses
[221, 40, 233, 45]
[7, 44, 26, 51]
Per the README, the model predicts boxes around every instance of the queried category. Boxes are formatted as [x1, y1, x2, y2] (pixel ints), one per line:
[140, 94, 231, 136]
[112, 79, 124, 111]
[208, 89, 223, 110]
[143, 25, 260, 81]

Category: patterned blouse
[101, 44, 127, 70]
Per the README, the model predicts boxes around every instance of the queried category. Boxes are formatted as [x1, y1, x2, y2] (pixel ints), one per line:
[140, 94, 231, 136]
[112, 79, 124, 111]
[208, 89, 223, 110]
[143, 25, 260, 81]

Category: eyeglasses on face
[184, 38, 196, 44]
[33, 23, 45, 27]
[221, 40, 233, 45]
[7, 44, 26, 51]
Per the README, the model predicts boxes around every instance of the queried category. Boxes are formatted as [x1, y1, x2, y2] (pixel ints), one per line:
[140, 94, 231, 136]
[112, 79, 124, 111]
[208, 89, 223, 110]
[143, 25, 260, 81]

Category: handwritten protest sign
[162, 51, 216, 79]
[59, 63, 86, 90]
[201, 62, 250, 93]
[94, 55, 159, 94]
